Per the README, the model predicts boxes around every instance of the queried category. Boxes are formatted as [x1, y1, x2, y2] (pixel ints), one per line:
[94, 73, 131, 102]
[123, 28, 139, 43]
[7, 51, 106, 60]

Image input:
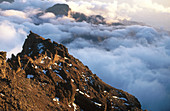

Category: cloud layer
[66, 0, 170, 30]
[0, 0, 170, 111]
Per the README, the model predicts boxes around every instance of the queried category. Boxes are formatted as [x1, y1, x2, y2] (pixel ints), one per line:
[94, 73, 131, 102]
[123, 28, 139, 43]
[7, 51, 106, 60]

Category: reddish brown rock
[0, 32, 144, 111]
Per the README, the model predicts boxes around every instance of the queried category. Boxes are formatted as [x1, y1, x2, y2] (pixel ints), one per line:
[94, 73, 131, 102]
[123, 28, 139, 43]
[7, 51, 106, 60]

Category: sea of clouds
[0, 0, 170, 111]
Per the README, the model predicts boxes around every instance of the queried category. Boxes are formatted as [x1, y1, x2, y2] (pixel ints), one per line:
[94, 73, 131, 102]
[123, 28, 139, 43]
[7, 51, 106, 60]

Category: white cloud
[68, 1, 124, 22]
[0, 20, 17, 40]
[69, 25, 91, 35]
[133, 0, 170, 13]
[0, 9, 27, 18]
[67, 38, 94, 49]
[0, 0, 169, 29]
[39, 12, 56, 19]
[7, 45, 23, 58]
[0, 20, 27, 57]
[67, 0, 170, 29]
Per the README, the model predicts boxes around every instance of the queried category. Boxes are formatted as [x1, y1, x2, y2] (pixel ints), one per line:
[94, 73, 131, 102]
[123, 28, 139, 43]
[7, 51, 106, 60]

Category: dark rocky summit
[46, 4, 71, 16]
[0, 32, 144, 111]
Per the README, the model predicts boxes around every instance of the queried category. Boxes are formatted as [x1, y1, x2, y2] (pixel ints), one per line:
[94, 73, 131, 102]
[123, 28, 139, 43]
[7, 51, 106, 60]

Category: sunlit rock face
[0, 32, 143, 111]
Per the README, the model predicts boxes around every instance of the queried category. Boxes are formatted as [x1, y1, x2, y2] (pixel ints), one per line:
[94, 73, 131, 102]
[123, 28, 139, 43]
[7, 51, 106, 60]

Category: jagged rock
[0, 52, 7, 79]
[0, 0, 14, 3]
[46, 4, 71, 16]
[0, 52, 6, 60]
[0, 32, 144, 111]
[71, 12, 87, 22]
[71, 12, 106, 24]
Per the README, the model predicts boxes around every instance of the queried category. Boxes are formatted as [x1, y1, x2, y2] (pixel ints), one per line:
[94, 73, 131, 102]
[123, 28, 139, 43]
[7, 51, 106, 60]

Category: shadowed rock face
[0, 32, 144, 111]
[71, 12, 106, 24]
[0, 0, 14, 3]
[46, 4, 71, 16]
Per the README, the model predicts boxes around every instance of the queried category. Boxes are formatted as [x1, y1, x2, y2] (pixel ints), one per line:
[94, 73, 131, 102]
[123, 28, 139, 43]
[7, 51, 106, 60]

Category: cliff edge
[0, 32, 144, 111]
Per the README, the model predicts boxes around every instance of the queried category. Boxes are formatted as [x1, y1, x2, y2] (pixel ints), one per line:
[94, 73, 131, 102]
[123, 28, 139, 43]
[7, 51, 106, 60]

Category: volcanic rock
[46, 4, 71, 16]
[0, 31, 144, 111]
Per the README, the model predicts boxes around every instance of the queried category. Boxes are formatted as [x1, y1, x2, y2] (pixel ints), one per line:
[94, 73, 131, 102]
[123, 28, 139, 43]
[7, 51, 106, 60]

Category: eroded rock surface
[0, 32, 144, 111]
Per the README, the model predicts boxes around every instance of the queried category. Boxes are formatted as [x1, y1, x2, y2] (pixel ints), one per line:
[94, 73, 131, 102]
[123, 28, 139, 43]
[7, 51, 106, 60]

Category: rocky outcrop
[46, 4, 71, 16]
[0, 32, 144, 111]
[71, 12, 106, 25]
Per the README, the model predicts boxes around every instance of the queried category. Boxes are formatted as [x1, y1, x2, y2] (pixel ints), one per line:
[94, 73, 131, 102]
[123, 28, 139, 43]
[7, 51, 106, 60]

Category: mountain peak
[46, 4, 71, 16]
[0, 32, 144, 111]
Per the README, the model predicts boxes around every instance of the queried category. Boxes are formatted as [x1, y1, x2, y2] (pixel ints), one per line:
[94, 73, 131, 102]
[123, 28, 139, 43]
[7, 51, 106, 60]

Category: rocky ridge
[0, 32, 144, 111]
[45, 4, 106, 25]
[45, 4, 144, 26]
